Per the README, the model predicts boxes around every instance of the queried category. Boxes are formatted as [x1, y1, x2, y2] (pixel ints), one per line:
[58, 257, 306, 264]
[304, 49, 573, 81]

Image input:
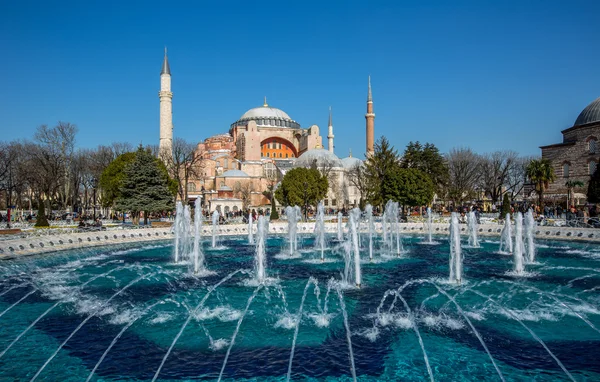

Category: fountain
[499, 213, 513, 253]
[248, 211, 254, 245]
[425, 206, 434, 244]
[513, 212, 525, 274]
[349, 207, 362, 288]
[173, 203, 192, 263]
[285, 206, 300, 256]
[337, 211, 343, 241]
[211, 210, 220, 248]
[383, 201, 403, 255]
[314, 202, 326, 261]
[364, 204, 374, 261]
[1, 203, 598, 381]
[192, 198, 205, 274]
[173, 201, 183, 263]
[449, 212, 462, 284]
[524, 209, 536, 263]
[255, 215, 268, 283]
[467, 210, 480, 247]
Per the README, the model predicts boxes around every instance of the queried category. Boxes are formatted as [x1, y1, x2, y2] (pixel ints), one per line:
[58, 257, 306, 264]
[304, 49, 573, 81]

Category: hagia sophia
[158, 51, 371, 213]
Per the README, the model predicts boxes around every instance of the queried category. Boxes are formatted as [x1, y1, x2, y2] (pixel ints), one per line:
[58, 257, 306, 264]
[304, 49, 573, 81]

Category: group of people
[78, 218, 104, 230]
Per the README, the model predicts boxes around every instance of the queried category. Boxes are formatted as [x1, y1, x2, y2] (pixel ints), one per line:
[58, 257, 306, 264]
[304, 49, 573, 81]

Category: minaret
[327, 106, 335, 153]
[159, 47, 173, 159]
[365, 76, 375, 157]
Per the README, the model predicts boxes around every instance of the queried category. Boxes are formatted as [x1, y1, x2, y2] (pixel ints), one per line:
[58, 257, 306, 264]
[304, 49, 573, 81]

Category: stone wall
[2, 223, 600, 259]
[541, 121, 600, 197]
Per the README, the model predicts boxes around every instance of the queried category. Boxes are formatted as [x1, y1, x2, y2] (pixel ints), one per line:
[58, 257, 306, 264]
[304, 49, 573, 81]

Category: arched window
[590, 160, 597, 176]
[563, 163, 570, 178]
[264, 162, 278, 180]
[589, 139, 597, 154]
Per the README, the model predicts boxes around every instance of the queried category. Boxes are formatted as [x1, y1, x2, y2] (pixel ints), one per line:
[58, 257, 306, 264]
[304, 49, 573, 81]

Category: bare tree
[0, 141, 27, 226]
[505, 156, 533, 200]
[34, 122, 78, 213]
[347, 162, 369, 208]
[21, 140, 63, 216]
[111, 142, 134, 157]
[446, 148, 481, 206]
[478, 150, 518, 205]
[159, 137, 203, 202]
[234, 181, 254, 211]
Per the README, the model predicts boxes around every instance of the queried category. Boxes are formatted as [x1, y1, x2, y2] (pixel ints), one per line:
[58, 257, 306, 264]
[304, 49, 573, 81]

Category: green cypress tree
[115, 146, 175, 225]
[500, 193, 511, 219]
[35, 198, 49, 227]
[364, 136, 400, 208]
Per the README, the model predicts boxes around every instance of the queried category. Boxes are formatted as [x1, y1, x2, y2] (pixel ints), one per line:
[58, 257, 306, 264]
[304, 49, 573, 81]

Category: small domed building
[540, 96, 600, 203]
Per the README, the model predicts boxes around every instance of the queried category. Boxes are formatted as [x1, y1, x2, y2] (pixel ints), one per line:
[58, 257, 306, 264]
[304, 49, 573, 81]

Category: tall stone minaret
[159, 48, 173, 159]
[365, 75, 375, 157]
[327, 106, 335, 153]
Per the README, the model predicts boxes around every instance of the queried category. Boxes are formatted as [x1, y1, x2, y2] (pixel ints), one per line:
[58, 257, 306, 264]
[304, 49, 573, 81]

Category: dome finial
[263, 96, 268, 107]
[349, 148, 352, 158]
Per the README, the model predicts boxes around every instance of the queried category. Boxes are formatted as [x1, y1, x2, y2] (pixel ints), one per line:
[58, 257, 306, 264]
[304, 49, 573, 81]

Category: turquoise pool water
[0, 235, 599, 381]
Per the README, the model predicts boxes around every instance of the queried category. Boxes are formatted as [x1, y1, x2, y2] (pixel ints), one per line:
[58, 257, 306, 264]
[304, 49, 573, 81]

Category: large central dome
[233, 99, 300, 129]
[574, 96, 600, 127]
[240, 106, 292, 121]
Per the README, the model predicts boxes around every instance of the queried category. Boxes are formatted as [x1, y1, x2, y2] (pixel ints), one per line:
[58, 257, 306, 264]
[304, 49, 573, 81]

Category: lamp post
[92, 177, 98, 221]
[303, 181, 309, 221]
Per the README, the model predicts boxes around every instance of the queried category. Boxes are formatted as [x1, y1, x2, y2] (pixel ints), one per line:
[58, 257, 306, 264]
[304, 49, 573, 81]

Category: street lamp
[92, 177, 98, 221]
[303, 181, 309, 220]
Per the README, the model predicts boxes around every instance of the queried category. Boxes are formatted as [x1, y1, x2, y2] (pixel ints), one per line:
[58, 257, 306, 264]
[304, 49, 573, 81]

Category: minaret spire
[161, 47, 171, 75]
[159, 48, 173, 160]
[327, 106, 335, 153]
[365, 76, 375, 157]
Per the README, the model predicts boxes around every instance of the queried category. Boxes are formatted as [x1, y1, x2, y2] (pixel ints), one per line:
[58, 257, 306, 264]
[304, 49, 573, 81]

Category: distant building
[158, 51, 375, 213]
[540, 96, 600, 204]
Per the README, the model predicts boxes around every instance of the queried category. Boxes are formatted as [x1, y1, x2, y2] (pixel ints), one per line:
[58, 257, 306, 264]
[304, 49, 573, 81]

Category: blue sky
[2, 0, 599, 159]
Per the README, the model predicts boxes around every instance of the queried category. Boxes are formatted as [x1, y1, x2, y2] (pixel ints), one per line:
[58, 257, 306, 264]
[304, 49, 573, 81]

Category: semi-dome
[574, 96, 600, 127]
[218, 170, 250, 178]
[341, 156, 362, 169]
[294, 149, 343, 169]
[232, 99, 301, 129]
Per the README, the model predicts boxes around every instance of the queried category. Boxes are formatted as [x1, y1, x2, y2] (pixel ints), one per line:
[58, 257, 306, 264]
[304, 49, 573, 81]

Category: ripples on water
[0, 237, 598, 381]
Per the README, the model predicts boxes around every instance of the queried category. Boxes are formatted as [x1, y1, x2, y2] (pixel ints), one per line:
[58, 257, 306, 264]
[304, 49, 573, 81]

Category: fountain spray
[350, 208, 362, 288]
[255, 215, 268, 283]
[211, 210, 219, 248]
[513, 212, 525, 274]
[248, 211, 254, 245]
[524, 209, 536, 263]
[449, 212, 462, 284]
[365, 204, 374, 261]
[467, 210, 480, 247]
[192, 198, 205, 274]
[314, 202, 326, 261]
[499, 213, 513, 253]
